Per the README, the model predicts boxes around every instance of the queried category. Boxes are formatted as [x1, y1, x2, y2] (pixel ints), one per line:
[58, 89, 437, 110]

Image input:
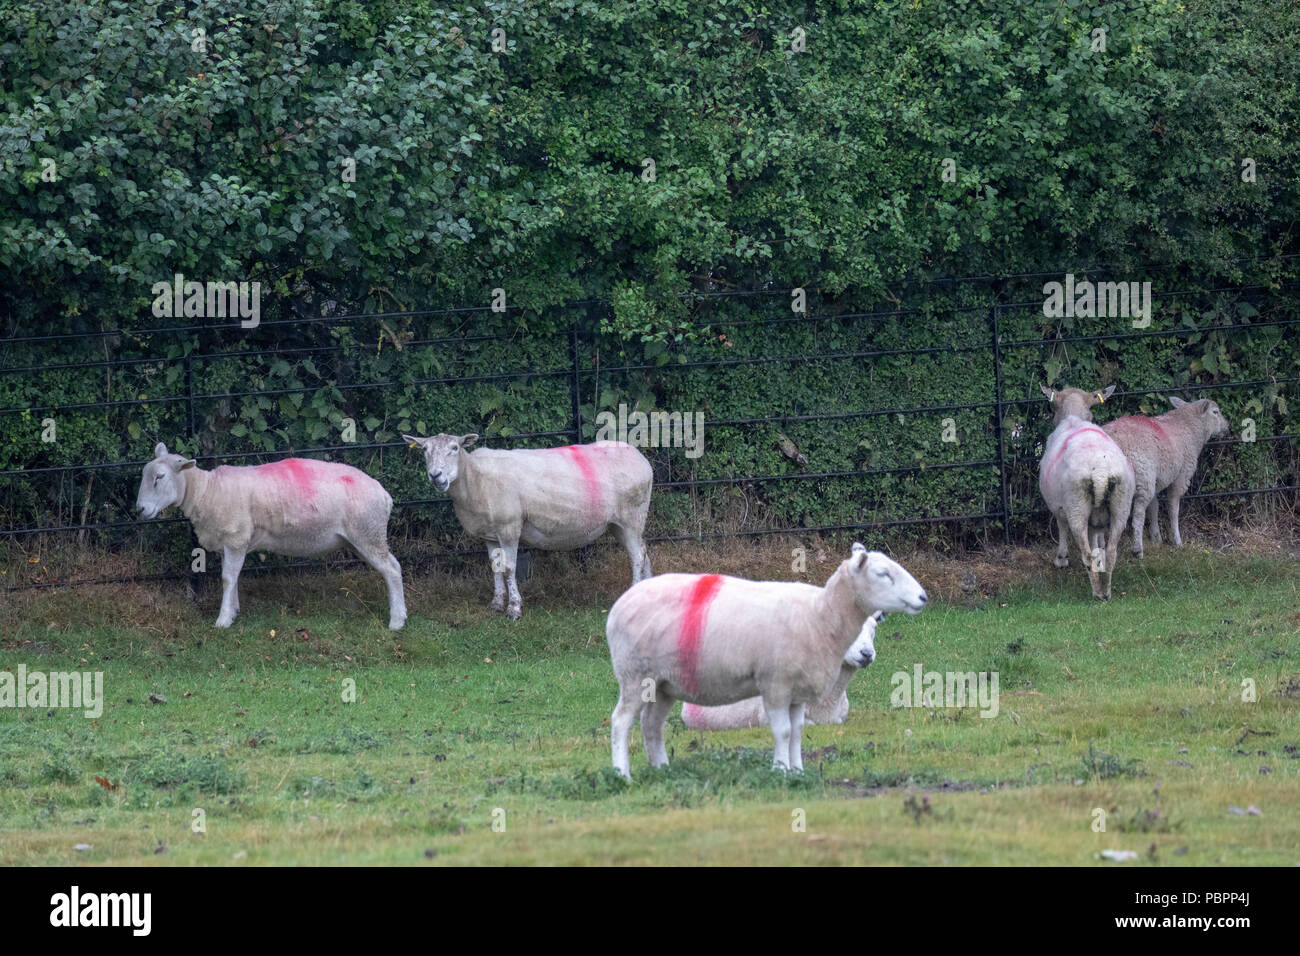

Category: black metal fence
[3, 259, 1297, 591]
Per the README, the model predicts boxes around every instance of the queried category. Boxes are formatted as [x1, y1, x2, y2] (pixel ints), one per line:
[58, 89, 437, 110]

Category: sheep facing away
[1102, 396, 1229, 557]
[134, 444, 407, 629]
[404, 434, 653, 620]
[680, 611, 886, 731]
[1038, 415, 1135, 600]
[606, 544, 927, 779]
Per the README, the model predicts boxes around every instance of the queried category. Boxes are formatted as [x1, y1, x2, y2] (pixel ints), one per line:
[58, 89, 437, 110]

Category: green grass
[1, 547, 1298, 865]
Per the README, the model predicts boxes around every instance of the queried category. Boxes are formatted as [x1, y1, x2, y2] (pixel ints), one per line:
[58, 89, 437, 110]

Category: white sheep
[1039, 384, 1117, 541]
[1038, 415, 1135, 600]
[135, 443, 407, 629]
[605, 544, 927, 779]
[680, 611, 885, 730]
[1102, 396, 1229, 556]
[403, 433, 653, 620]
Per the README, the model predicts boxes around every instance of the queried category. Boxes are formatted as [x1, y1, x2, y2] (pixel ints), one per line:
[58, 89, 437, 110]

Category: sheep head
[845, 543, 928, 616]
[1040, 384, 1115, 423]
[1168, 396, 1229, 439]
[843, 610, 886, 668]
[136, 442, 197, 519]
[403, 432, 478, 493]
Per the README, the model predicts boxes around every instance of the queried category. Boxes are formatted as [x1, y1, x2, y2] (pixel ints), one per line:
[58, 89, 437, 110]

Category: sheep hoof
[1053, 557, 1069, 569]
[389, 617, 406, 630]
[490, 598, 505, 612]
[506, 606, 522, 621]
[214, 617, 234, 628]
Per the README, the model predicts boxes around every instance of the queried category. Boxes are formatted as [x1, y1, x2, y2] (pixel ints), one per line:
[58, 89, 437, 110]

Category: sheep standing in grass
[605, 544, 927, 779]
[680, 611, 885, 731]
[135, 444, 407, 629]
[1102, 397, 1229, 557]
[404, 434, 653, 620]
[1038, 414, 1135, 600]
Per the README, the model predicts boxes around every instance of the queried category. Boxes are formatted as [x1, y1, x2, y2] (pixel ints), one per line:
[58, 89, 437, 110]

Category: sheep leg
[613, 523, 651, 583]
[348, 537, 407, 630]
[1052, 512, 1070, 568]
[765, 696, 793, 771]
[610, 684, 642, 779]
[641, 693, 673, 768]
[1129, 492, 1150, 557]
[497, 535, 523, 620]
[1167, 491, 1185, 547]
[1066, 512, 1103, 599]
[1145, 498, 1162, 546]
[487, 544, 506, 613]
[788, 703, 807, 771]
[215, 547, 246, 628]
[1104, 509, 1126, 601]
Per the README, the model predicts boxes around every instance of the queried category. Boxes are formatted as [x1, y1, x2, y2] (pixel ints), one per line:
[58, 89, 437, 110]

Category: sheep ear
[154, 442, 169, 458]
[1039, 385, 1055, 400]
[1168, 396, 1187, 408]
[850, 550, 868, 571]
[1094, 385, 1116, 403]
[179, 458, 196, 470]
[850, 542, 867, 554]
[402, 434, 426, 449]
[461, 434, 479, 448]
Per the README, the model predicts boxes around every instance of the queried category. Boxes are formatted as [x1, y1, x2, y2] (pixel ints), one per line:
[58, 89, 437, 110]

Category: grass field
[2, 538, 1298, 866]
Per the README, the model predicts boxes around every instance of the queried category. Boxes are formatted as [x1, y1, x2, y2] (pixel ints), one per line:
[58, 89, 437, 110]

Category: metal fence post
[991, 301, 1012, 545]
[570, 319, 583, 444]
[184, 346, 202, 598]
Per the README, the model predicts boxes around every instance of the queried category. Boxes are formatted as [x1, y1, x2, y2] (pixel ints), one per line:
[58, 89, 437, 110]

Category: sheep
[403, 433, 653, 620]
[1038, 415, 1135, 599]
[680, 611, 886, 731]
[1038, 384, 1120, 549]
[1102, 396, 1229, 556]
[135, 443, 407, 629]
[605, 544, 927, 779]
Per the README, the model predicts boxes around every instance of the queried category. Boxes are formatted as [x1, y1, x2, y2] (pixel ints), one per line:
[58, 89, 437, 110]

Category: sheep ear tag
[1095, 392, 1105, 403]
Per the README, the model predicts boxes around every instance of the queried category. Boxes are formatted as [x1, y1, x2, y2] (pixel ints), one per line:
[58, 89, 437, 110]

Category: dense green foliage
[2, 0, 1296, 317]
[1, 0, 1297, 569]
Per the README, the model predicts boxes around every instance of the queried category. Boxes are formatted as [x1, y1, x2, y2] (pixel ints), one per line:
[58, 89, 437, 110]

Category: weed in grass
[294, 726, 382, 754]
[1080, 741, 1143, 780]
[283, 770, 384, 801]
[39, 752, 80, 784]
[988, 637, 1041, 689]
[126, 752, 243, 795]
[487, 765, 631, 802]
[1115, 808, 1179, 834]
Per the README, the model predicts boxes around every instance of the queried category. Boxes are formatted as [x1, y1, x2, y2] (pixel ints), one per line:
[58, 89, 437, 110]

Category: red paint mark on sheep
[556, 445, 603, 511]
[258, 458, 323, 500]
[1112, 415, 1170, 443]
[678, 574, 724, 696]
[1043, 427, 1110, 484]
